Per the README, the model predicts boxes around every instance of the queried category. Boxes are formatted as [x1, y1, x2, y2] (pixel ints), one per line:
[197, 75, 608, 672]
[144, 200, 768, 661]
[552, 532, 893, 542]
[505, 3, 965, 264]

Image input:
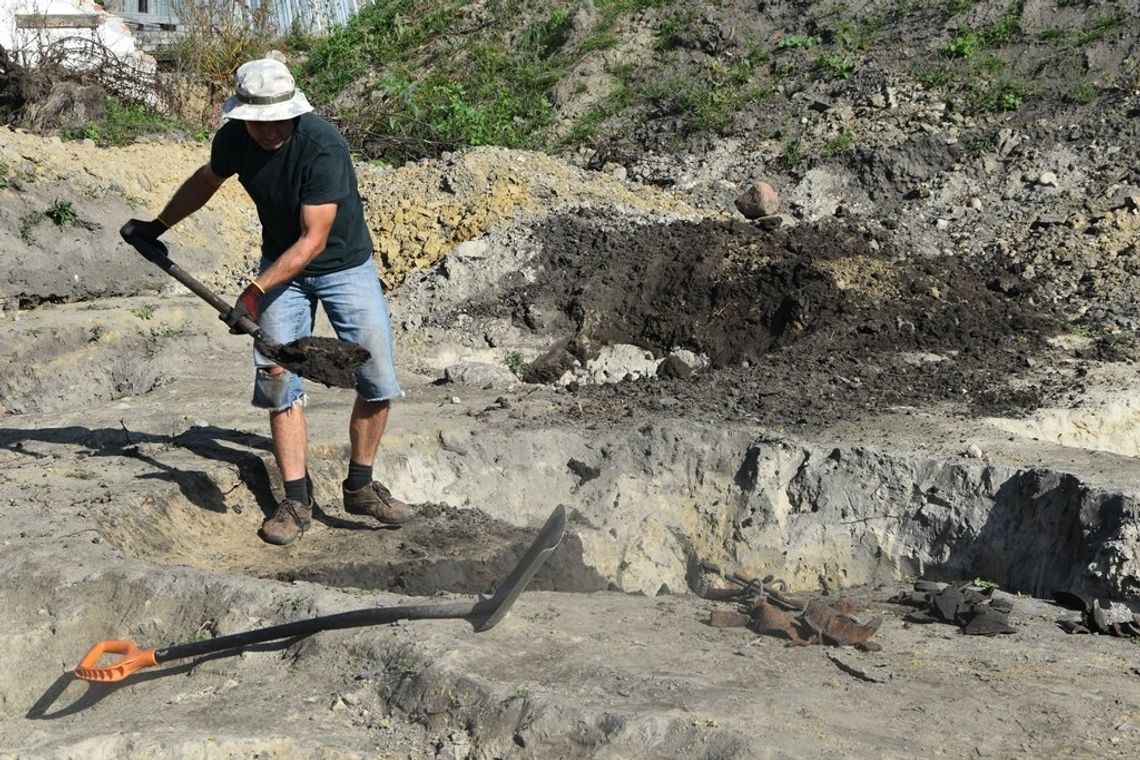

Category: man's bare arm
[254, 202, 338, 292]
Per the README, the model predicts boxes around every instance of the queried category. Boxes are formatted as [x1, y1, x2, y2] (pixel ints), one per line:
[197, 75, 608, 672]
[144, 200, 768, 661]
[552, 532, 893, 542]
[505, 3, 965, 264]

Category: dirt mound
[446, 211, 1065, 426]
[529, 213, 1054, 363]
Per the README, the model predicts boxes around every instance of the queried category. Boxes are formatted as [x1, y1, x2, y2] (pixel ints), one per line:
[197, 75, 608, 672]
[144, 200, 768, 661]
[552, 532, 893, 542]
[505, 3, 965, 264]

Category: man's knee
[253, 366, 303, 410]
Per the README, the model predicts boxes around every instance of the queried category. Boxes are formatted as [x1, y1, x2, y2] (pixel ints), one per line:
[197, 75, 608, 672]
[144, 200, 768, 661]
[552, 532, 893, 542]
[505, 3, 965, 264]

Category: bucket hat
[220, 59, 313, 122]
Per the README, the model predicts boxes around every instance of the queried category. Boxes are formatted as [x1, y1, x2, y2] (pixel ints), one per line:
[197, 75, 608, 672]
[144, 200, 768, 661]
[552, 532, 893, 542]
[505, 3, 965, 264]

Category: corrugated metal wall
[107, 0, 370, 35]
[266, 0, 370, 35]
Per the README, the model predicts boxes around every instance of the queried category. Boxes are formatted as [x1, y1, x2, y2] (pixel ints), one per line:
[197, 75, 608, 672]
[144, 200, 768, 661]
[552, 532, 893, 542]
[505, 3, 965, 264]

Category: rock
[524, 344, 579, 384]
[735, 181, 780, 219]
[657, 354, 693, 379]
[444, 361, 518, 389]
[585, 344, 659, 384]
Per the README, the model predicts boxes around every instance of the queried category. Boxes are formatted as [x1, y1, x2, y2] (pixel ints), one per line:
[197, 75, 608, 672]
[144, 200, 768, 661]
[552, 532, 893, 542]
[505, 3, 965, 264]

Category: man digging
[121, 58, 414, 545]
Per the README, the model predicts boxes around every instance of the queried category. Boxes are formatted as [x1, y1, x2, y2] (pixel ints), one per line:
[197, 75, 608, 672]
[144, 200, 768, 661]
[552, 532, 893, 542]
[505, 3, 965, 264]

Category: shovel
[75, 505, 566, 683]
[121, 232, 370, 389]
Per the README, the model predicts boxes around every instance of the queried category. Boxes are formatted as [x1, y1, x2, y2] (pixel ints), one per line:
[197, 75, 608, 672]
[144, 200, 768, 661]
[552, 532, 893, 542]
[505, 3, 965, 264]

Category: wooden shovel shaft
[126, 235, 262, 338]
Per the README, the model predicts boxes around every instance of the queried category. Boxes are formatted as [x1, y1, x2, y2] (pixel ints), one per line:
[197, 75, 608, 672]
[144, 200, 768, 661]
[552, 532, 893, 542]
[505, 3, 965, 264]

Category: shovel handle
[74, 640, 160, 682]
[121, 233, 262, 337]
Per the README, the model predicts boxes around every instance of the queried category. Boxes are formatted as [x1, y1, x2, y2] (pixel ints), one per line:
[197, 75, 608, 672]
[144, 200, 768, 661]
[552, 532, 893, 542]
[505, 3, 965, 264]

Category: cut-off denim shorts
[251, 257, 402, 410]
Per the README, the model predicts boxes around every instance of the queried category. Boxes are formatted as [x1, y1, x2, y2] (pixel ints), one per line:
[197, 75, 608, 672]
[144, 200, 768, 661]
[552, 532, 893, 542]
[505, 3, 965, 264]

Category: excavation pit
[100, 421, 1140, 603]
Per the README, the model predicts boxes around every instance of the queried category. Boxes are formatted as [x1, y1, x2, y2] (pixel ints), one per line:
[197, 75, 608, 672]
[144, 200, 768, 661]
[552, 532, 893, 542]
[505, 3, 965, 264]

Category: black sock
[284, 476, 309, 505]
[345, 461, 372, 491]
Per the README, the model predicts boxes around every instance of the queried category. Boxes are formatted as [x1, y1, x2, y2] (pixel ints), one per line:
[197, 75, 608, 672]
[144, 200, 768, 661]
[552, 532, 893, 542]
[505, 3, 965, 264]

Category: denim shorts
[251, 257, 402, 409]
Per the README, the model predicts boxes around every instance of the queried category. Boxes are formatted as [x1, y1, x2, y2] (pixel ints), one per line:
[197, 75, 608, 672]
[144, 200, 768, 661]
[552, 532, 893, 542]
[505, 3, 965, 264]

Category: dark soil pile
[486, 211, 1086, 428]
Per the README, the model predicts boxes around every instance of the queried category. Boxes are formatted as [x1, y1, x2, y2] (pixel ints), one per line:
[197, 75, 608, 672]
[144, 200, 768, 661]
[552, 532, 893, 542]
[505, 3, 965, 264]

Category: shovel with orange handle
[75, 505, 566, 683]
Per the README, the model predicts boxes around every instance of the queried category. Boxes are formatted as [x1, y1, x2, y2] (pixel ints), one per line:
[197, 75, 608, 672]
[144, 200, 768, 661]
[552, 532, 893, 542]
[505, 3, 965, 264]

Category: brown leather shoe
[260, 498, 312, 545]
[343, 480, 414, 525]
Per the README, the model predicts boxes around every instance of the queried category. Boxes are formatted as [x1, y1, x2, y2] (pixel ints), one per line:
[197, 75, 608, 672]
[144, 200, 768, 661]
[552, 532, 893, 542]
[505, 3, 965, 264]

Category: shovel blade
[473, 504, 567, 631]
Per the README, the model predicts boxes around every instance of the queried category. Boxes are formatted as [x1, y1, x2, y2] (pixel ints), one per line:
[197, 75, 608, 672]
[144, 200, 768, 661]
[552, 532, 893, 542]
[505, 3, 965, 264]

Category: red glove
[223, 283, 264, 334]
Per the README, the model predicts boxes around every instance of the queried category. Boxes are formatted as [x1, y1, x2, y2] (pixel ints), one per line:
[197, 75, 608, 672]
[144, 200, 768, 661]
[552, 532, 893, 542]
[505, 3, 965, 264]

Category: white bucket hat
[220, 58, 313, 122]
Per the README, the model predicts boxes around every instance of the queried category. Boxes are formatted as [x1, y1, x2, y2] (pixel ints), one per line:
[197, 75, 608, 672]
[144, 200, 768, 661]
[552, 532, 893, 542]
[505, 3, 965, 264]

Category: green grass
[60, 99, 182, 146]
[815, 50, 859, 80]
[825, 130, 856, 156]
[19, 211, 43, 243]
[780, 136, 806, 169]
[300, 1, 573, 161]
[964, 78, 1024, 113]
[1069, 80, 1097, 105]
[1073, 13, 1124, 47]
[916, 63, 953, 88]
[641, 56, 768, 136]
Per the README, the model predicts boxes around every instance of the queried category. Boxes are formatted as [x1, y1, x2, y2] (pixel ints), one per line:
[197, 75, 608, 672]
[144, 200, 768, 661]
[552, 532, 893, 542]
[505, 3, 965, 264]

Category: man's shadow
[0, 423, 379, 529]
[0, 423, 280, 518]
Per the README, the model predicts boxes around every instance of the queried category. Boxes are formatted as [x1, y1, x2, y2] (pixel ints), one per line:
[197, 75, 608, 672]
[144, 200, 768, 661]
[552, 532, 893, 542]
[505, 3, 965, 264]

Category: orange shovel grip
[74, 640, 159, 682]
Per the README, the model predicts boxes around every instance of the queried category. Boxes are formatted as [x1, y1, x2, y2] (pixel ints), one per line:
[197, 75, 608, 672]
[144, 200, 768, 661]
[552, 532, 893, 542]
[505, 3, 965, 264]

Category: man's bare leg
[270, 401, 308, 481]
[260, 395, 312, 545]
[342, 397, 413, 524]
[349, 397, 390, 465]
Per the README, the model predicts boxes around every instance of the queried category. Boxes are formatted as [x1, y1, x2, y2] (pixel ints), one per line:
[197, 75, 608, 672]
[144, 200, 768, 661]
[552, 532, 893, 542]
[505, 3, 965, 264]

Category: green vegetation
[26, 0, 1112, 166]
[780, 135, 806, 169]
[19, 200, 76, 243]
[923, 1, 1032, 113]
[1069, 80, 1097, 105]
[777, 34, 820, 50]
[160, 0, 276, 86]
[815, 49, 858, 80]
[945, 30, 982, 59]
[965, 78, 1024, 113]
[824, 130, 856, 156]
[943, 7, 1020, 60]
[644, 56, 768, 136]
[504, 350, 527, 377]
[45, 200, 77, 227]
[61, 99, 182, 147]
[945, 0, 975, 14]
[1073, 13, 1125, 47]
[18, 212, 43, 243]
[916, 65, 953, 88]
[297, 1, 568, 161]
[131, 305, 156, 320]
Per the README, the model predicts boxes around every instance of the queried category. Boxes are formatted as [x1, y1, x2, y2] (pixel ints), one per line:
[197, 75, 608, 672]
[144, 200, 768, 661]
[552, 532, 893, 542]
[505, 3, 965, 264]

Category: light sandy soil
[1, 123, 1139, 758]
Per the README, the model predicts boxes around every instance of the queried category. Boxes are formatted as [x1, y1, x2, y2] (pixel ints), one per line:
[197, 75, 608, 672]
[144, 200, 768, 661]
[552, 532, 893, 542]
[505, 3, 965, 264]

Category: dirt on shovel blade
[266, 336, 370, 388]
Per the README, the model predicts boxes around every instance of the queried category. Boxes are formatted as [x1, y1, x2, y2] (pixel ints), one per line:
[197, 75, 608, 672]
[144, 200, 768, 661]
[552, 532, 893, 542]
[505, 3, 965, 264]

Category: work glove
[119, 218, 168, 241]
[223, 282, 264, 334]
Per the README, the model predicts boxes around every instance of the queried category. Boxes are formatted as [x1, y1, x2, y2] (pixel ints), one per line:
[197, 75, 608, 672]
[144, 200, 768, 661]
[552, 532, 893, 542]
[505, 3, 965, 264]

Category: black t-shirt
[210, 113, 372, 275]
